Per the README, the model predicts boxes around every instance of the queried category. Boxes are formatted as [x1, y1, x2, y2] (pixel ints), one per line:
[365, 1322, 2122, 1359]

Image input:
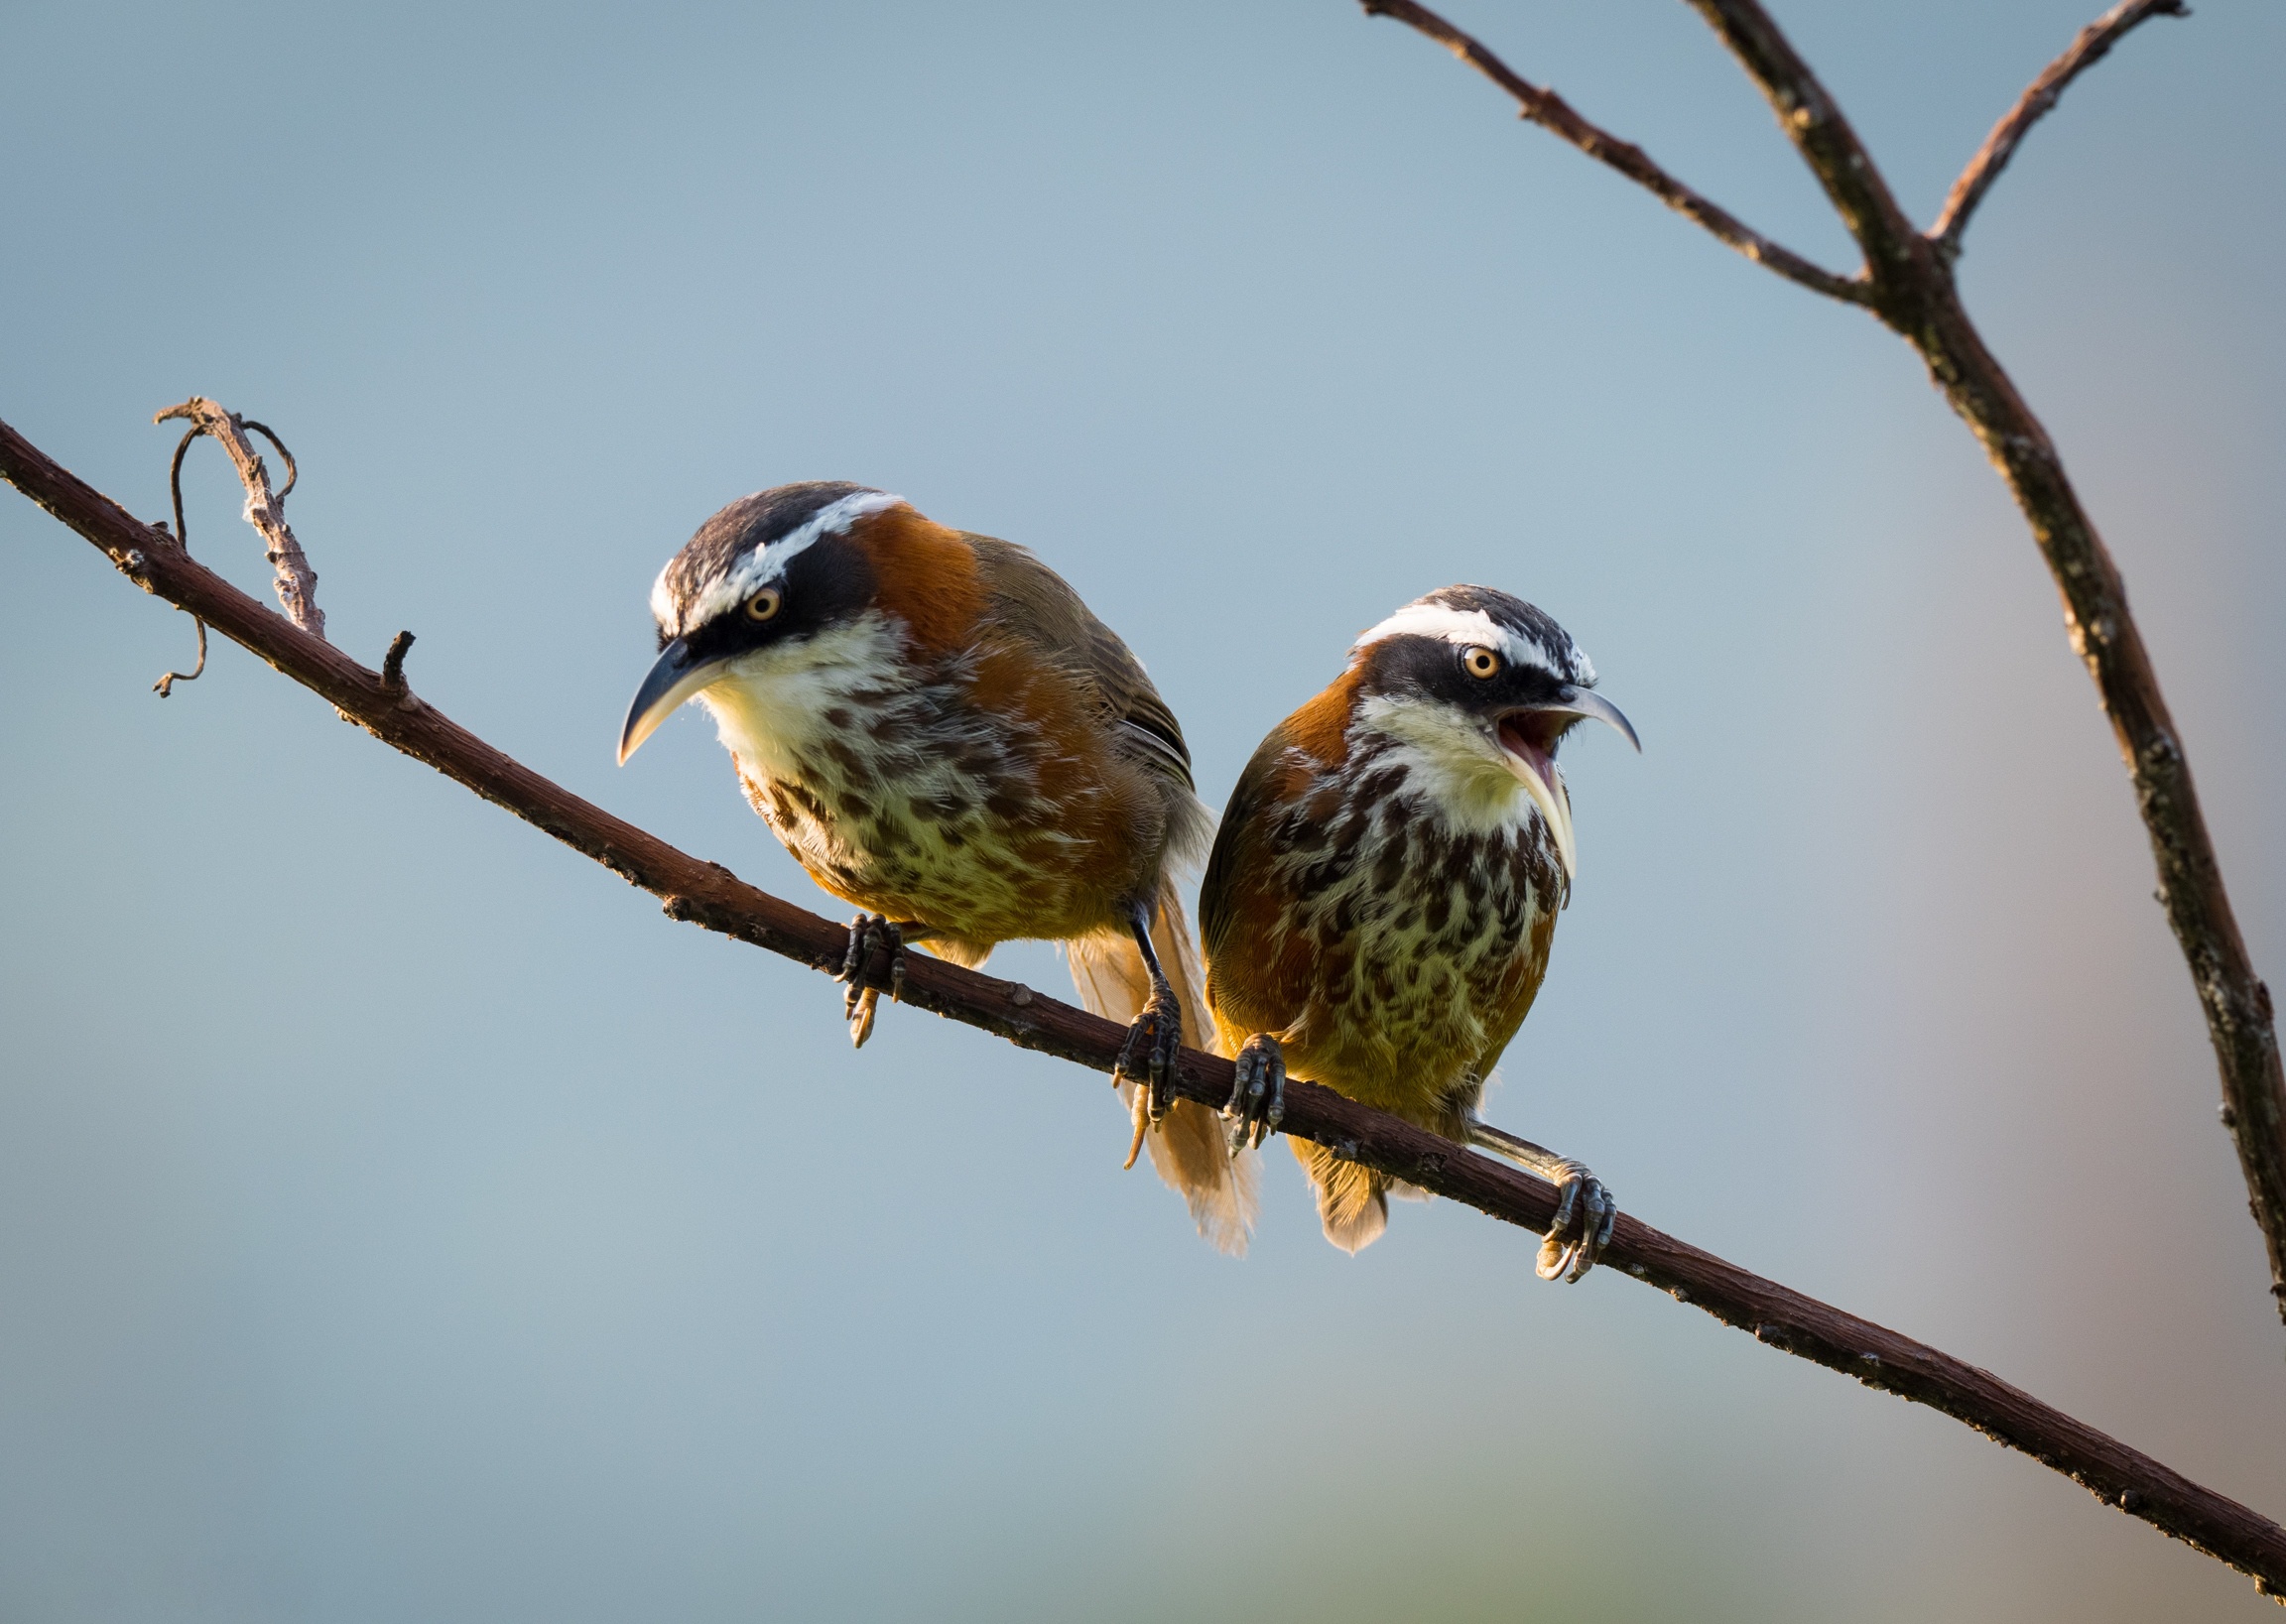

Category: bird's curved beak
[1493, 687, 1639, 880]
[618, 638, 731, 765]
[1543, 688, 1640, 754]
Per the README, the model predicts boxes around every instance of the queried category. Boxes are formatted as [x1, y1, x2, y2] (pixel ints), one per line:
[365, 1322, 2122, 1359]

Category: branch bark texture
[1364, 0, 2286, 1353]
[7, 410, 2286, 1596]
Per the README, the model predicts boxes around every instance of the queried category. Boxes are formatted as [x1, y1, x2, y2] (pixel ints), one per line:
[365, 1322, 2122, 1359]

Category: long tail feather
[1292, 1139, 1389, 1254]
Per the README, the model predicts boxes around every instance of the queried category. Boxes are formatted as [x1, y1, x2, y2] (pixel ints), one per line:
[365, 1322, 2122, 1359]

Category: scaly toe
[1571, 1179, 1617, 1282]
[1149, 1027, 1179, 1124]
[1116, 1002, 1181, 1125]
[836, 913, 871, 988]
[835, 914, 901, 1046]
[1535, 1162, 1615, 1284]
[1223, 1034, 1286, 1153]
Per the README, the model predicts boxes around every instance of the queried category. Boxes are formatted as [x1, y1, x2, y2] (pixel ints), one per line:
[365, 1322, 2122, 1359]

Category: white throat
[1352, 693, 1538, 838]
[694, 613, 907, 782]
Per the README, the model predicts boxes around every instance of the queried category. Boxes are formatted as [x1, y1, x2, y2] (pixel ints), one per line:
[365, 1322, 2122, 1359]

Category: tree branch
[1688, 0, 2286, 1351]
[8, 408, 2286, 1596]
[1681, 0, 1930, 291]
[1933, 0, 2189, 256]
[1359, 0, 1869, 305]
[154, 396, 322, 638]
[1362, 0, 2286, 1378]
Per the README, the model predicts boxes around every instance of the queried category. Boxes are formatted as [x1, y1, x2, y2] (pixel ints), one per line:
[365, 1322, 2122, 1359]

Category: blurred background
[4, 2, 2282, 1618]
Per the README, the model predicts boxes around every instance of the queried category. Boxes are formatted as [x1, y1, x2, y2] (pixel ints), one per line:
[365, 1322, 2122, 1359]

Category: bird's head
[617, 481, 916, 766]
[1345, 584, 1639, 877]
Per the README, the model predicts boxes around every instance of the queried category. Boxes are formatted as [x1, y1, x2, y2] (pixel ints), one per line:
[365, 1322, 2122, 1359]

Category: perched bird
[1199, 585, 1637, 1277]
[618, 482, 1255, 1251]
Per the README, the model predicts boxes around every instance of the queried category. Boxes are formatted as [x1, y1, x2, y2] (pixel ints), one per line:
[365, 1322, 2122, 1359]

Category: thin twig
[151, 611, 206, 698]
[1364, 0, 2286, 1379]
[153, 397, 324, 639]
[237, 419, 298, 499]
[1933, 0, 2189, 255]
[7, 412, 2286, 1596]
[1359, 0, 1869, 305]
[153, 429, 207, 695]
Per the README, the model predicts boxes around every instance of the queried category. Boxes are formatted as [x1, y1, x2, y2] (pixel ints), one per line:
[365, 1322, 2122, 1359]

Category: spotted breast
[1201, 584, 1637, 1259]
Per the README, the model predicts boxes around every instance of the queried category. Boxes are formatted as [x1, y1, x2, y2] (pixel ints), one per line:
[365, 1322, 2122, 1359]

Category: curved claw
[1121, 1078, 1151, 1171]
[1533, 1159, 1616, 1283]
[836, 913, 904, 1049]
[1221, 1033, 1286, 1153]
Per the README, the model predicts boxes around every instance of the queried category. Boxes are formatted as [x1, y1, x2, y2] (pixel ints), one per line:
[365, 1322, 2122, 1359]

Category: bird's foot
[1534, 1160, 1616, 1284]
[1222, 1033, 1286, 1153]
[1466, 1119, 1616, 1283]
[836, 913, 905, 1049]
[1115, 992, 1184, 1171]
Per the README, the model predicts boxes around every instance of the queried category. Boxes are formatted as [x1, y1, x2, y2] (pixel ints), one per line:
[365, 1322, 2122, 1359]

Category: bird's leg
[836, 914, 931, 1049]
[1222, 1033, 1286, 1153]
[1466, 1118, 1616, 1283]
[1115, 901, 1185, 1168]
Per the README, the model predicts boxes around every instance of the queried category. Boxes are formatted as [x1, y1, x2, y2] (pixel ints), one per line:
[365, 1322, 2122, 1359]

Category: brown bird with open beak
[620, 482, 1255, 1251]
[1200, 585, 1637, 1276]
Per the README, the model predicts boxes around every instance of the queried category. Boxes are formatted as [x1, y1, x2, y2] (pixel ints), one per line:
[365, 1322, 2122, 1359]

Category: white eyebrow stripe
[1352, 602, 1565, 676]
[655, 490, 906, 635]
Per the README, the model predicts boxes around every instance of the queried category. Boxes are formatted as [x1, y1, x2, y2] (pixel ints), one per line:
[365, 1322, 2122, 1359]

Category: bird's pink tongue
[1497, 714, 1553, 785]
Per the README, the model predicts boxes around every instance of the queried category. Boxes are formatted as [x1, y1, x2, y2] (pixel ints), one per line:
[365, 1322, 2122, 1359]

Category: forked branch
[1359, 0, 1868, 305]
[1363, 0, 2286, 1389]
[7, 408, 2286, 1595]
[1681, 0, 1927, 286]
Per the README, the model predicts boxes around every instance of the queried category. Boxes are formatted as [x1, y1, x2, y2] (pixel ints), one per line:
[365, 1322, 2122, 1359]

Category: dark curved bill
[1548, 687, 1640, 752]
[617, 638, 731, 765]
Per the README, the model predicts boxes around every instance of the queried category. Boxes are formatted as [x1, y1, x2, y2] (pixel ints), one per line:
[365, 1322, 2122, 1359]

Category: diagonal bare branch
[9, 406, 2286, 1595]
[1359, 0, 1870, 305]
[1366, 0, 2286, 1370]
[1684, 0, 2286, 1355]
[1933, 0, 2190, 255]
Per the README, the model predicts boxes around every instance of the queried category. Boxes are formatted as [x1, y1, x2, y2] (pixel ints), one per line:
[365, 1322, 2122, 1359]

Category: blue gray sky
[5, 2, 2283, 1619]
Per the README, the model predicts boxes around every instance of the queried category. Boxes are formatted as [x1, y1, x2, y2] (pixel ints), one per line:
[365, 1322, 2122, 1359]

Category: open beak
[617, 638, 731, 765]
[1494, 687, 1639, 880]
[1541, 687, 1640, 754]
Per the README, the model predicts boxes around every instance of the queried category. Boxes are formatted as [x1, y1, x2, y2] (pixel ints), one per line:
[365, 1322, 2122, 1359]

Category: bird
[1198, 584, 1637, 1278]
[617, 481, 1256, 1252]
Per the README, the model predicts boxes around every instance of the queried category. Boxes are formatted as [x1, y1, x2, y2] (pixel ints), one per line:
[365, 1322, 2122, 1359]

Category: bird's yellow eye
[744, 586, 784, 623]
[1462, 646, 1500, 680]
